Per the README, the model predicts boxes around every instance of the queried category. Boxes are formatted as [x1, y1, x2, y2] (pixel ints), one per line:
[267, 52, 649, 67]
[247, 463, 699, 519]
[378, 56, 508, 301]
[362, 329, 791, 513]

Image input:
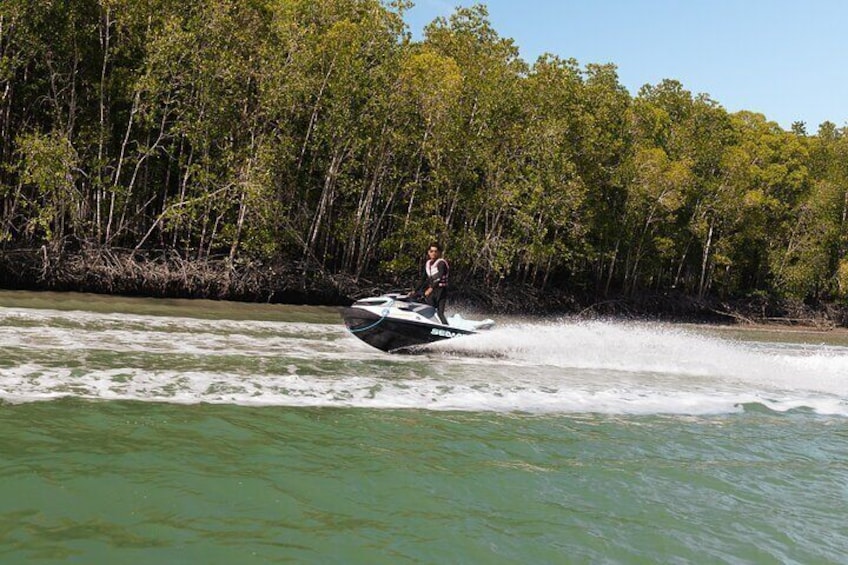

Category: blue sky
[403, 0, 848, 131]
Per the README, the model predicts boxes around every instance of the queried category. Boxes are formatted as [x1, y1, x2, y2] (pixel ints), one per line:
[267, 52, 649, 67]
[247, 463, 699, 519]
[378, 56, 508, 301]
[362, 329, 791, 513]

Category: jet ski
[340, 293, 495, 353]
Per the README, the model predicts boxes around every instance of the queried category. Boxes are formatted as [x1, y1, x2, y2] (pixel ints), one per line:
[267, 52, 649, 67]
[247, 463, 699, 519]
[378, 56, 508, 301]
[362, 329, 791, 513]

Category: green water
[1, 290, 847, 563]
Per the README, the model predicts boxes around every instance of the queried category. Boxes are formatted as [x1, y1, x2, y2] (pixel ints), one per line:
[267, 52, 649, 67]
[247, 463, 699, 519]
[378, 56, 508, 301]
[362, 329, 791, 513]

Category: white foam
[2, 362, 845, 416]
[2, 309, 847, 416]
[436, 321, 848, 394]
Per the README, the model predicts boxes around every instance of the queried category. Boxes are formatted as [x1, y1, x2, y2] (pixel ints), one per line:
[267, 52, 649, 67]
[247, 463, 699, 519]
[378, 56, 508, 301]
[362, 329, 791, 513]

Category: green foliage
[0, 0, 846, 304]
[837, 260, 848, 300]
[15, 130, 80, 243]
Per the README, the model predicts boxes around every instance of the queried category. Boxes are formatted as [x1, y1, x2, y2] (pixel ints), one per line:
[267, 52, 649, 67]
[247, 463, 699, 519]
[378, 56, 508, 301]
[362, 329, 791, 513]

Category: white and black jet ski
[340, 293, 495, 353]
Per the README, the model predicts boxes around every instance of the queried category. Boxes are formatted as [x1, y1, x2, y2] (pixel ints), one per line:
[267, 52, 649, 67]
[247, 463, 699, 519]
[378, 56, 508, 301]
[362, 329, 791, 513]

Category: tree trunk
[305, 144, 346, 261]
[604, 239, 619, 296]
[96, 5, 112, 244]
[106, 90, 140, 243]
[230, 189, 247, 262]
[698, 219, 714, 299]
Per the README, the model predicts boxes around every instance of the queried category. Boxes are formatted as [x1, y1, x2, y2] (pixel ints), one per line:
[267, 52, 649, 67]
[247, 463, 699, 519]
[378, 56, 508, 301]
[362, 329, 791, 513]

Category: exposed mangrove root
[0, 247, 350, 305]
[0, 247, 846, 327]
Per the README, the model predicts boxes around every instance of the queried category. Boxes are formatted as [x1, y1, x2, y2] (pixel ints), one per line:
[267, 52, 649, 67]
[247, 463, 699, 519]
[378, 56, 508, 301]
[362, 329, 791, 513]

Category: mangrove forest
[2, 0, 848, 320]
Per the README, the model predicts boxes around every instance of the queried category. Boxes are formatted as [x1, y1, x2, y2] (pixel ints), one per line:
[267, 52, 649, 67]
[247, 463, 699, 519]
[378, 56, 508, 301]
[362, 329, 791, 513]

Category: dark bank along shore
[1, 248, 846, 329]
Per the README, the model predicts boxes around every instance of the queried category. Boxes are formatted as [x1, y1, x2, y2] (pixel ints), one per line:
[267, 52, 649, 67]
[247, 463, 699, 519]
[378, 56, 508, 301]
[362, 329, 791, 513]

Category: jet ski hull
[340, 306, 474, 353]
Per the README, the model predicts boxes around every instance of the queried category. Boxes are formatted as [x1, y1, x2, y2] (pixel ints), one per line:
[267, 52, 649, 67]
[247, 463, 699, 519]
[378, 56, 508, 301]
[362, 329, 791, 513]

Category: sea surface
[1, 290, 847, 564]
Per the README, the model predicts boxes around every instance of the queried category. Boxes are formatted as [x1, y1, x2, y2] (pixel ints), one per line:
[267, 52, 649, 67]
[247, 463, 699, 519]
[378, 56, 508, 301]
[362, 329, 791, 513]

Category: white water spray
[437, 321, 848, 394]
[2, 307, 846, 415]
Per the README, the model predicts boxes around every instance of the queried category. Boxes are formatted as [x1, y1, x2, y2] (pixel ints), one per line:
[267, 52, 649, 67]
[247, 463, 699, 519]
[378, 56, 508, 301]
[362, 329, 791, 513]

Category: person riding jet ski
[410, 242, 449, 324]
[341, 243, 493, 352]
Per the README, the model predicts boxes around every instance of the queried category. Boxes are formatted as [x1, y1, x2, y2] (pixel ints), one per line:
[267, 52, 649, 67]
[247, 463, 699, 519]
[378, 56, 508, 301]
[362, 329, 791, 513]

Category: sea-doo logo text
[431, 328, 460, 338]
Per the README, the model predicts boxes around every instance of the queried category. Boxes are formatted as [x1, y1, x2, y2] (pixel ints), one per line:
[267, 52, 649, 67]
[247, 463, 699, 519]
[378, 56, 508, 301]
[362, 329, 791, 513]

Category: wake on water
[428, 321, 848, 416]
[1, 306, 847, 416]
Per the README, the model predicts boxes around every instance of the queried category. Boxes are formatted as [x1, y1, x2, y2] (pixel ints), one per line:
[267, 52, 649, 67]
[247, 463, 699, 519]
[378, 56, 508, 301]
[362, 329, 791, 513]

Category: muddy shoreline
[2, 247, 846, 329]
